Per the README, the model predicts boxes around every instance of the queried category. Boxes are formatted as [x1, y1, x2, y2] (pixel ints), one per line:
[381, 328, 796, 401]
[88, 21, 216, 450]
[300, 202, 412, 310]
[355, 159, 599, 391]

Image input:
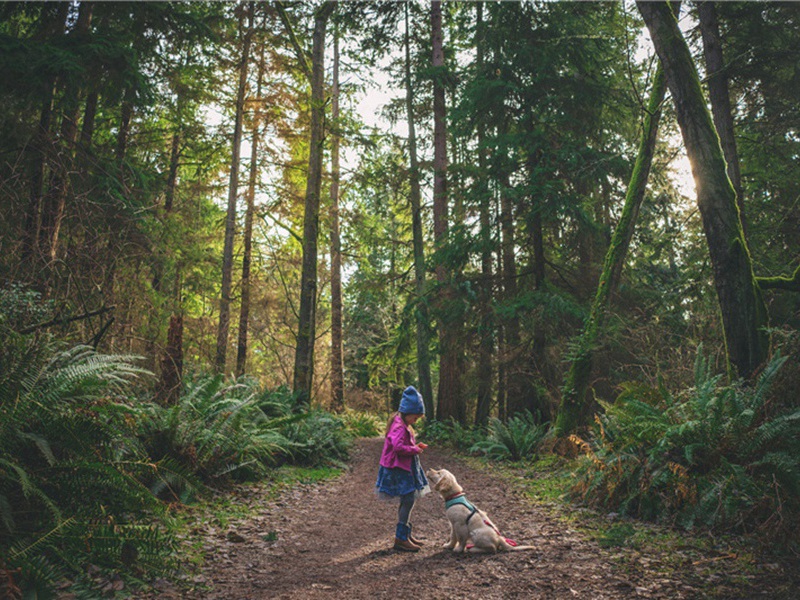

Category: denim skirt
[375, 455, 430, 500]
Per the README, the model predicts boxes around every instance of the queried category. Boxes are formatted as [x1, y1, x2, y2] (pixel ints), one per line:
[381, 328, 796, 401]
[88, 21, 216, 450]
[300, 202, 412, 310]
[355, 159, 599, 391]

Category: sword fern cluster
[571, 348, 800, 536]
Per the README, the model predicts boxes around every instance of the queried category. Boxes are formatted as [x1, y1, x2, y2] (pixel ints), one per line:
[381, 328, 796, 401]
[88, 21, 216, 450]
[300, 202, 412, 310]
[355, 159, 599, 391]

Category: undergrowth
[0, 287, 360, 599]
[570, 349, 800, 541]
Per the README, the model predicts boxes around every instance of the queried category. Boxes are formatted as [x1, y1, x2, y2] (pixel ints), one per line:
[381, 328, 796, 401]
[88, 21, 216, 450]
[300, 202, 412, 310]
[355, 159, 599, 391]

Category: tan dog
[426, 467, 535, 554]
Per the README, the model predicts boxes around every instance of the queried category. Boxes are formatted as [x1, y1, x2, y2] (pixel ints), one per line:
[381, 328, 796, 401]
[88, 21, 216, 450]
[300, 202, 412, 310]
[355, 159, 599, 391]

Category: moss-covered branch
[555, 60, 668, 436]
[757, 265, 800, 292]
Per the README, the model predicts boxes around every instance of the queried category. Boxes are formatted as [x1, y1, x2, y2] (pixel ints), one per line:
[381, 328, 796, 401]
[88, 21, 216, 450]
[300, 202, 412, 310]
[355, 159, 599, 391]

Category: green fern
[571, 349, 799, 536]
[471, 412, 549, 461]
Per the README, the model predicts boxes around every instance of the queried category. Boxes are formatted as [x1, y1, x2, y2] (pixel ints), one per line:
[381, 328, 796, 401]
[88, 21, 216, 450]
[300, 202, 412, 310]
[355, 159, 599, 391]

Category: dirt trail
[150, 439, 752, 599]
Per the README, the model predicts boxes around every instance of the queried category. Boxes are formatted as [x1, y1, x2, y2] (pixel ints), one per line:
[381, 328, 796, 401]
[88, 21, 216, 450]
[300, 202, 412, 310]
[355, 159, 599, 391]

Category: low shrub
[135, 375, 300, 500]
[470, 411, 550, 461]
[571, 349, 800, 538]
[339, 409, 383, 438]
[280, 410, 353, 467]
[420, 418, 485, 452]
[0, 326, 174, 598]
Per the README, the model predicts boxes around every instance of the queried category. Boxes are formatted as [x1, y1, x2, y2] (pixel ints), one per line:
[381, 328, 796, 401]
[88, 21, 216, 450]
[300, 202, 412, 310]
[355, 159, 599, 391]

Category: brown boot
[393, 538, 420, 552]
[408, 524, 424, 546]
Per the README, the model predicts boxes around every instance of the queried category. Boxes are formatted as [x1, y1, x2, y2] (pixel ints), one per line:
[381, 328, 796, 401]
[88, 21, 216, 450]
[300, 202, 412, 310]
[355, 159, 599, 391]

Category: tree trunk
[431, 0, 463, 424]
[236, 41, 266, 378]
[474, 1, 493, 427]
[164, 131, 181, 213]
[292, 2, 335, 405]
[39, 1, 94, 266]
[329, 21, 345, 411]
[157, 313, 184, 405]
[405, 1, 434, 410]
[500, 171, 526, 419]
[556, 58, 669, 435]
[22, 2, 69, 267]
[116, 96, 133, 163]
[216, 3, 254, 374]
[697, 0, 747, 239]
[637, 0, 768, 379]
[80, 91, 98, 149]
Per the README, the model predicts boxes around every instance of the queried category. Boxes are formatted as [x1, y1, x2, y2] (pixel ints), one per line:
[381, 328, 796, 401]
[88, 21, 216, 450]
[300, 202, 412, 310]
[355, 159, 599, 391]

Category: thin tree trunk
[556, 58, 669, 435]
[329, 21, 345, 411]
[164, 132, 181, 213]
[292, 2, 335, 405]
[405, 4, 434, 407]
[39, 1, 94, 266]
[637, 0, 768, 379]
[116, 96, 133, 163]
[405, 2, 434, 410]
[216, 3, 254, 374]
[431, 0, 463, 423]
[698, 0, 746, 239]
[23, 84, 57, 266]
[80, 91, 98, 149]
[157, 313, 184, 405]
[528, 166, 548, 421]
[495, 192, 506, 423]
[237, 41, 266, 378]
[500, 170, 525, 418]
[474, 1, 493, 427]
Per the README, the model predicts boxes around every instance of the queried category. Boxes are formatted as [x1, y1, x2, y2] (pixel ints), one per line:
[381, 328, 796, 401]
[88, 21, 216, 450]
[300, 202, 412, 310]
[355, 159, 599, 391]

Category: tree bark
[500, 170, 526, 419]
[556, 57, 669, 436]
[637, 0, 768, 379]
[431, 0, 464, 424]
[474, 1, 493, 427]
[698, 1, 746, 239]
[329, 20, 345, 411]
[116, 96, 133, 163]
[236, 41, 266, 378]
[292, 2, 335, 405]
[39, 1, 94, 266]
[216, 3, 254, 374]
[405, 2, 434, 409]
[157, 313, 184, 405]
[164, 132, 181, 213]
[22, 2, 70, 267]
[80, 91, 98, 149]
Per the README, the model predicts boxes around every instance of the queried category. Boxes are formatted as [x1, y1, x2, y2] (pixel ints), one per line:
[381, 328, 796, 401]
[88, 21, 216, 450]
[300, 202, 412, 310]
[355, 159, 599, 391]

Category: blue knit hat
[399, 386, 425, 415]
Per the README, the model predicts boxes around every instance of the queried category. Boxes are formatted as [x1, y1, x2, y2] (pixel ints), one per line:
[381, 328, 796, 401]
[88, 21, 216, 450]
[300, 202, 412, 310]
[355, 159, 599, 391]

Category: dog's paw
[442, 542, 455, 549]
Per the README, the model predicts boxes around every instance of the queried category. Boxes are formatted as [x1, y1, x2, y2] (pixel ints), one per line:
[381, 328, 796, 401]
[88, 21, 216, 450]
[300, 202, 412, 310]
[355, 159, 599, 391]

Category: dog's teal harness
[445, 493, 478, 524]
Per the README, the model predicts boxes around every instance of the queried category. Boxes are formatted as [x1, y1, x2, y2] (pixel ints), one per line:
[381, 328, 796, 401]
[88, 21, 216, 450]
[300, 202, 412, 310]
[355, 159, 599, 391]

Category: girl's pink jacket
[379, 414, 420, 472]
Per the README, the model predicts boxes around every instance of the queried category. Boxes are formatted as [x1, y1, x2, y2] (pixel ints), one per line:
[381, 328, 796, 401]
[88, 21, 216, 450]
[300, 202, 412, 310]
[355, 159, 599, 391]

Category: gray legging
[398, 491, 415, 525]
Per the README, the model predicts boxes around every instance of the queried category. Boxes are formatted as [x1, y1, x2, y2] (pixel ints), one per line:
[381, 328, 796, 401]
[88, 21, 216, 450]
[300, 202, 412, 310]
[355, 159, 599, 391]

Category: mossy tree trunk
[637, 0, 768, 380]
[698, 1, 746, 239]
[555, 55, 669, 436]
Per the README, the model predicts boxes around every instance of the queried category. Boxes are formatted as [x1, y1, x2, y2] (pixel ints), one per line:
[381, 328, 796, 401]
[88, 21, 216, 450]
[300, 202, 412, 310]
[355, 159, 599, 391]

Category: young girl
[375, 385, 430, 552]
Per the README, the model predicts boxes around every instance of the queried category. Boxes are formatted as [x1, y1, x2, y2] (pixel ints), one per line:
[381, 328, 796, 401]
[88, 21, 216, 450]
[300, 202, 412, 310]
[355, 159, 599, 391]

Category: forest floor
[135, 438, 796, 599]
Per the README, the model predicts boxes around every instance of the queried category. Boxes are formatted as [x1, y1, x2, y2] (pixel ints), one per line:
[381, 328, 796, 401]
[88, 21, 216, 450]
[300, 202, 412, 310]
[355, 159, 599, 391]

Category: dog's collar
[443, 492, 464, 502]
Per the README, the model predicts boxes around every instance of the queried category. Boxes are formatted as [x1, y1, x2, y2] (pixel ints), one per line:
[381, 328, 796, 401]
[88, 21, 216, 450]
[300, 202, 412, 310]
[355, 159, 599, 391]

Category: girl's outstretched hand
[417, 443, 428, 451]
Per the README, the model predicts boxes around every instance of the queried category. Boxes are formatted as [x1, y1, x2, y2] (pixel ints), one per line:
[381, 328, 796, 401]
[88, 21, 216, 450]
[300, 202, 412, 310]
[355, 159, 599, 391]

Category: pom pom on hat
[399, 386, 425, 415]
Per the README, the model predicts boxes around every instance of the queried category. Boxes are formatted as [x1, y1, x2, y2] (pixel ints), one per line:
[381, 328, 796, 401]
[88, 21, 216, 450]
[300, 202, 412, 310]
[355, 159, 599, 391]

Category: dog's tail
[500, 538, 536, 552]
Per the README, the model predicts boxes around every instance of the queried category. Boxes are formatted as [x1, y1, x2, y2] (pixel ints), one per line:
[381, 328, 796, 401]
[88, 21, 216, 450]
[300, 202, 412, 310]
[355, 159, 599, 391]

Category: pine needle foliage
[570, 348, 799, 539]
